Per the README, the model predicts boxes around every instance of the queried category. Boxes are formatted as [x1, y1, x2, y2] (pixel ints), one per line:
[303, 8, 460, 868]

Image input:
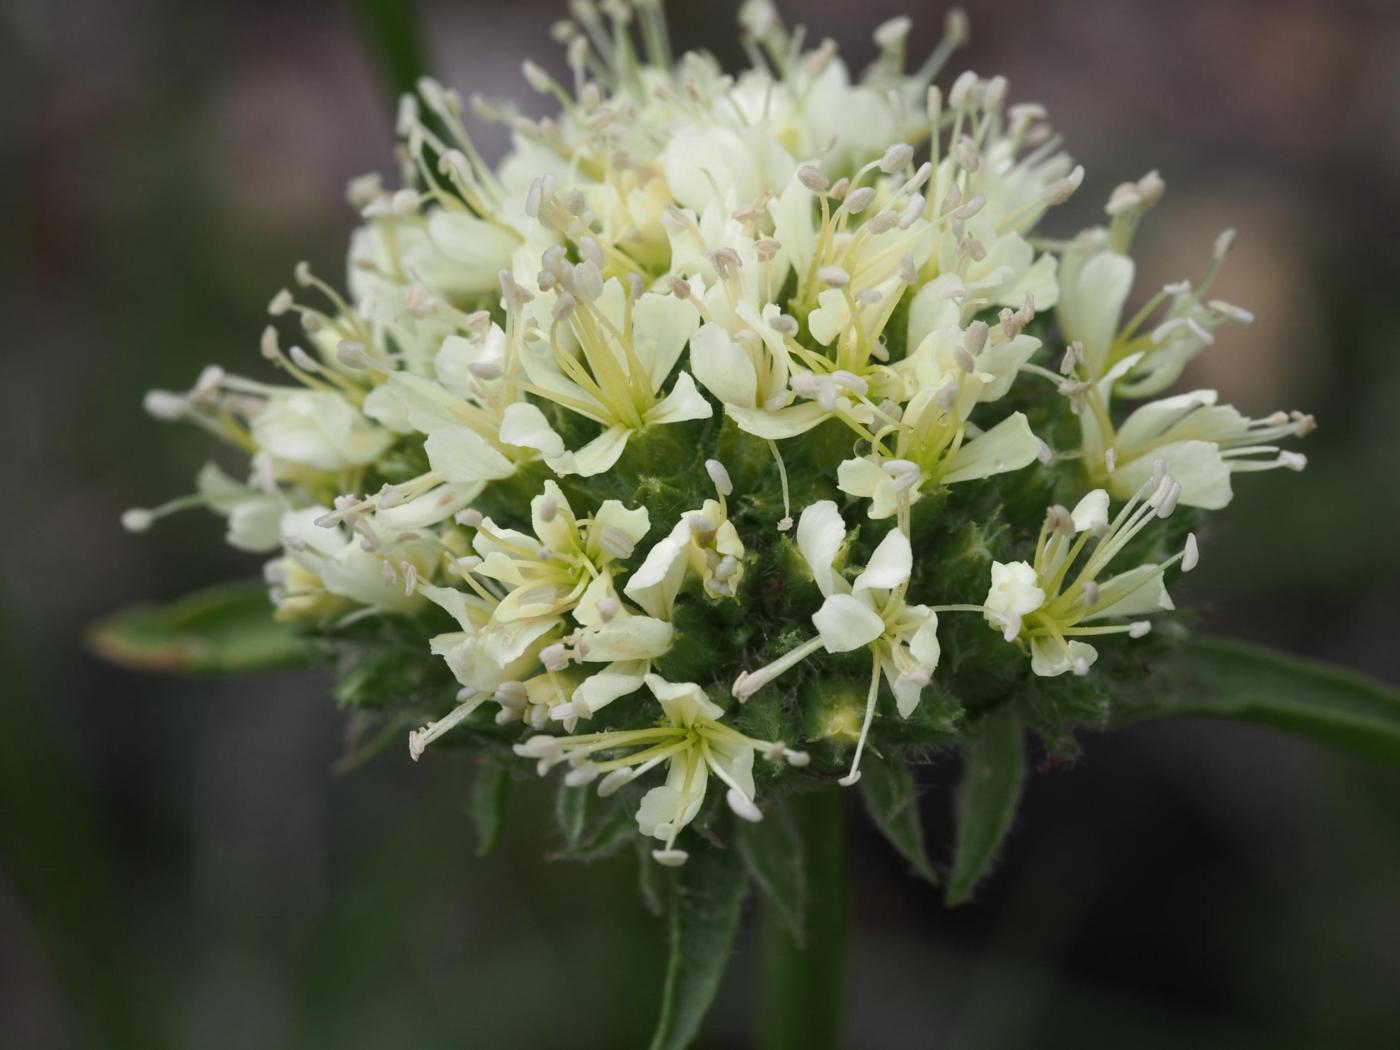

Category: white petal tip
[651, 849, 689, 867]
[726, 788, 763, 823]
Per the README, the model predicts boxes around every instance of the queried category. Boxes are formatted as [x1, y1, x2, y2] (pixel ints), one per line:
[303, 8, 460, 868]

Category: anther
[705, 459, 733, 497]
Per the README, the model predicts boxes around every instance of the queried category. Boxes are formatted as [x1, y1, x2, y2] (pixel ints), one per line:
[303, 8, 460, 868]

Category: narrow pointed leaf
[1127, 635, 1400, 764]
[649, 845, 749, 1050]
[859, 757, 937, 884]
[470, 759, 510, 857]
[947, 707, 1026, 906]
[87, 581, 306, 675]
[735, 800, 806, 946]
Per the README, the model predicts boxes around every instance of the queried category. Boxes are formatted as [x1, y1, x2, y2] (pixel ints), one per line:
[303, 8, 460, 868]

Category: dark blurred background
[3, 0, 1399, 1046]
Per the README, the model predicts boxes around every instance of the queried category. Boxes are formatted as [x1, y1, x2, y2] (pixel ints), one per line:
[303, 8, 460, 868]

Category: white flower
[250, 390, 393, 475]
[837, 378, 1041, 518]
[1096, 390, 1312, 510]
[518, 277, 709, 476]
[514, 674, 806, 865]
[277, 506, 433, 616]
[986, 481, 1198, 676]
[195, 461, 284, 553]
[625, 463, 748, 616]
[732, 502, 941, 784]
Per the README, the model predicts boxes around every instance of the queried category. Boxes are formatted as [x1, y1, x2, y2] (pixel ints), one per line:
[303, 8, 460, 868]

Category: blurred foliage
[87, 581, 307, 674]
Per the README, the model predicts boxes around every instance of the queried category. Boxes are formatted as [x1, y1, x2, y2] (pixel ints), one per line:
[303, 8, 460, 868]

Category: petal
[433, 327, 506, 399]
[1030, 637, 1098, 678]
[226, 498, 283, 553]
[648, 371, 714, 425]
[575, 616, 674, 662]
[531, 480, 579, 552]
[373, 372, 468, 435]
[645, 673, 725, 725]
[836, 456, 885, 498]
[636, 782, 683, 839]
[424, 425, 516, 483]
[196, 460, 251, 514]
[1085, 564, 1173, 620]
[852, 527, 912, 593]
[906, 273, 964, 350]
[635, 292, 701, 392]
[942, 412, 1042, 484]
[1115, 390, 1220, 452]
[907, 612, 941, 669]
[812, 593, 885, 653]
[807, 288, 851, 346]
[795, 500, 847, 597]
[500, 401, 566, 460]
[1111, 439, 1232, 509]
[588, 499, 651, 563]
[374, 481, 480, 532]
[1058, 249, 1134, 371]
[975, 333, 1040, 402]
[725, 401, 828, 439]
[426, 211, 520, 292]
[891, 668, 925, 719]
[575, 660, 648, 714]
[689, 323, 758, 407]
[1070, 489, 1110, 533]
[552, 427, 631, 477]
[624, 535, 689, 619]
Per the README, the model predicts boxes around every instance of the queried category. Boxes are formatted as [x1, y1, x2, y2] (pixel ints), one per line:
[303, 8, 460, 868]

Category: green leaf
[554, 778, 588, 849]
[859, 756, 937, 884]
[649, 845, 749, 1050]
[1128, 635, 1400, 764]
[87, 581, 306, 675]
[947, 707, 1026, 906]
[470, 760, 510, 858]
[735, 799, 807, 946]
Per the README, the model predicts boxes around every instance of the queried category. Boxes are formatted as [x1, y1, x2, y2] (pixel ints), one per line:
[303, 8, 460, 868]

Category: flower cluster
[125, 1, 1311, 864]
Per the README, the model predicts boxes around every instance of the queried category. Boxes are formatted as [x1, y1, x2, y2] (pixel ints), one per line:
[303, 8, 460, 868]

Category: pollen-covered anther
[879, 142, 914, 174]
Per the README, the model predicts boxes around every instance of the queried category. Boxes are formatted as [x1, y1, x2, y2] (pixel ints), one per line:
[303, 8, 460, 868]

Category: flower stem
[759, 787, 847, 1050]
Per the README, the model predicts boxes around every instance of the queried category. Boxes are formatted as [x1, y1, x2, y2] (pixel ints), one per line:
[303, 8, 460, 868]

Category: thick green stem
[759, 787, 847, 1050]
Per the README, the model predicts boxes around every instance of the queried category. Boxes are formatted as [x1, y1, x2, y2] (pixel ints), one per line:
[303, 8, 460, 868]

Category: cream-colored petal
[689, 323, 758, 408]
[812, 593, 885, 653]
[648, 371, 714, 425]
[424, 425, 516, 483]
[942, 412, 1041, 484]
[795, 500, 847, 597]
[852, 527, 912, 593]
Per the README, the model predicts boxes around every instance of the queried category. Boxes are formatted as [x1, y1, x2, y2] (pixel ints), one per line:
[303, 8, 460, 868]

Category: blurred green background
[2, 0, 1398, 1046]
